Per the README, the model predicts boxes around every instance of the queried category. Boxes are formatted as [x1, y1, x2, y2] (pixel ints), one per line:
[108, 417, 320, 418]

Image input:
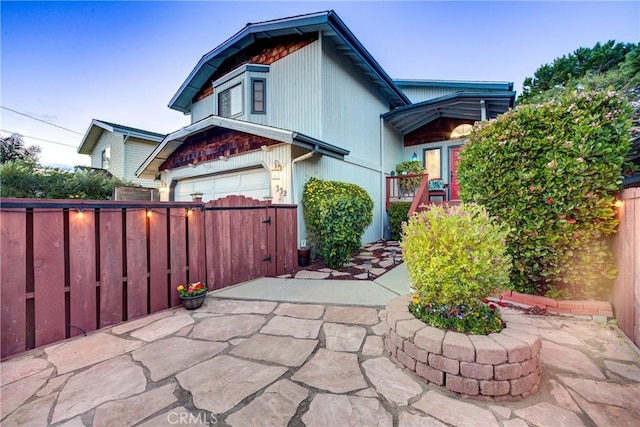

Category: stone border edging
[385, 295, 541, 400]
[500, 290, 613, 321]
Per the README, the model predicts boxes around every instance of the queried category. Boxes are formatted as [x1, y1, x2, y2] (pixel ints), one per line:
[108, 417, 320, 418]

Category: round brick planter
[385, 295, 541, 400]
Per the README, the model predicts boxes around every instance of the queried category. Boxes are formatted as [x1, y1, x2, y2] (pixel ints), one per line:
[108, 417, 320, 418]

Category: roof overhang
[78, 119, 165, 155]
[168, 10, 410, 114]
[382, 91, 516, 134]
[394, 79, 514, 92]
[136, 115, 349, 178]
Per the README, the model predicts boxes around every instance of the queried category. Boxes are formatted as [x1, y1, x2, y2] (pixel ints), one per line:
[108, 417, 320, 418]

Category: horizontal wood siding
[0, 197, 297, 359]
[398, 86, 504, 104]
[92, 131, 122, 174]
[125, 138, 161, 187]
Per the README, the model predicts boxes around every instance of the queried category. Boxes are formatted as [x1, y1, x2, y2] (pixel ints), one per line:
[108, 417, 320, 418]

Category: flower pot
[298, 248, 310, 267]
[180, 293, 206, 310]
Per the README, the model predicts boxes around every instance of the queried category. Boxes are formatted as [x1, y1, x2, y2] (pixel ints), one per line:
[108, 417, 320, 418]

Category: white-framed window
[218, 83, 243, 117]
[251, 78, 266, 114]
[101, 146, 111, 169]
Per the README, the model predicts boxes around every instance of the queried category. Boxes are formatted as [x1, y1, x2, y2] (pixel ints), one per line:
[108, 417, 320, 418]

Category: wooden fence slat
[126, 210, 148, 320]
[33, 211, 65, 347]
[149, 209, 169, 312]
[170, 208, 187, 307]
[205, 209, 218, 290]
[99, 210, 123, 328]
[1, 210, 27, 358]
[266, 207, 277, 277]
[187, 209, 205, 284]
[69, 210, 97, 337]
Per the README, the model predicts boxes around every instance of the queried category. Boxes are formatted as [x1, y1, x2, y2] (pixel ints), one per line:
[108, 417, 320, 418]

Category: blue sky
[1, 1, 638, 167]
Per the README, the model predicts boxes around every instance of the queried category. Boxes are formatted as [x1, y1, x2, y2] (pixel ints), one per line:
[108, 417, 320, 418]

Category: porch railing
[385, 173, 429, 211]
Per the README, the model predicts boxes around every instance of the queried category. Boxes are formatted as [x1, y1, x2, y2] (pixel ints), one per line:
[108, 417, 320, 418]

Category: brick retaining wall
[500, 291, 614, 320]
[385, 295, 541, 400]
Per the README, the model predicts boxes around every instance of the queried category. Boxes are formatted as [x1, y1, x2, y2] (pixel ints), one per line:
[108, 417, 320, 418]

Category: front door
[449, 146, 462, 200]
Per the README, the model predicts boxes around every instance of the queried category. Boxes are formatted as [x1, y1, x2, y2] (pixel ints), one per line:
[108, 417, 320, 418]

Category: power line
[1, 106, 84, 135]
[0, 129, 79, 149]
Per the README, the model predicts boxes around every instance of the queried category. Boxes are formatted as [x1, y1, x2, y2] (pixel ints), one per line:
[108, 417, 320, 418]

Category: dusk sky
[1, 1, 638, 167]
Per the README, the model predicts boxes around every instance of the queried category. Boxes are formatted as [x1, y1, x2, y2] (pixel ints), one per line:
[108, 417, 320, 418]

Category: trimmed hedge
[388, 202, 411, 240]
[458, 89, 632, 298]
[302, 178, 374, 268]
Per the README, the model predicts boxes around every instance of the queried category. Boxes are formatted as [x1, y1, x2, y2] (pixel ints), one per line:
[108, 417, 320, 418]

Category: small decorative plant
[402, 204, 512, 334]
[395, 160, 424, 193]
[177, 282, 207, 298]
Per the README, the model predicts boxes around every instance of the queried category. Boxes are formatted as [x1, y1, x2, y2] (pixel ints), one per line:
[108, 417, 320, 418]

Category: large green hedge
[302, 177, 374, 268]
[387, 202, 411, 241]
[458, 89, 632, 298]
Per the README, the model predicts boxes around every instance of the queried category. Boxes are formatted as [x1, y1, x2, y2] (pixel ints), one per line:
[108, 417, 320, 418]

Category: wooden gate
[203, 195, 297, 290]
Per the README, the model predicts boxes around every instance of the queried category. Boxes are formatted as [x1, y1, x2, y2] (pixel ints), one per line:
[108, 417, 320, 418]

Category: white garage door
[174, 168, 270, 202]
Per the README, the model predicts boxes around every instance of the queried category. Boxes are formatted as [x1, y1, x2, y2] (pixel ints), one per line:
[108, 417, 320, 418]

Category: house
[78, 119, 165, 188]
[136, 10, 515, 244]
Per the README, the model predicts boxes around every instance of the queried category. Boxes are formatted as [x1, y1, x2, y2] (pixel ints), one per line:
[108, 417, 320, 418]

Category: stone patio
[1, 296, 640, 426]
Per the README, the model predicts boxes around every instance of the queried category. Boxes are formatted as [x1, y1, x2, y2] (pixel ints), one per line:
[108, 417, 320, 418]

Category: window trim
[251, 78, 266, 114]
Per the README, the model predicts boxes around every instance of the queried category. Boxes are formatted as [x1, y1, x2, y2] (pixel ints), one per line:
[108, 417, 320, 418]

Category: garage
[174, 167, 270, 202]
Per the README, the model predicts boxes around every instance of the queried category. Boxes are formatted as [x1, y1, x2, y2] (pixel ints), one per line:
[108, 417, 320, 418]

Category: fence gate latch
[262, 216, 271, 225]
[262, 255, 272, 263]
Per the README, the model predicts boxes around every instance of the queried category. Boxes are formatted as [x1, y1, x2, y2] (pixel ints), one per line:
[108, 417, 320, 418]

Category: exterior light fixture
[185, 208, 194, 217]
[363, 259, 372, 280]
[76, 208, 84, 218]
[272, 160, 282, 180]
[146, 209, 153, 218]
[411, 152, 418, 161]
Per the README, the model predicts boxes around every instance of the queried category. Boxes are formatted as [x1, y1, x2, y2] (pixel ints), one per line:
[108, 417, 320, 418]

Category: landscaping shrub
[302, 177, 374, 268]
[387, 202, 411, 240]
[458, 89, 632, 298]
[401, 204, 511, 313]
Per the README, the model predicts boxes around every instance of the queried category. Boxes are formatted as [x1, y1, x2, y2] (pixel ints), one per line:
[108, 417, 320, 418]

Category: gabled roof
[78, 119, 166, 155]
[168, 10, 411, 114]
[382, 91, 516, 134]
[136, 115, 350, 179]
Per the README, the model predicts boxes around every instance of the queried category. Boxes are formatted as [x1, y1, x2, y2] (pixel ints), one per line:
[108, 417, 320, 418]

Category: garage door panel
[174, 168, 269, 202]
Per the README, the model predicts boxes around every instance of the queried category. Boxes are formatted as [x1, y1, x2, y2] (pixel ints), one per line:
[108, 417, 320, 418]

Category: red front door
[449, 146, 462, 200]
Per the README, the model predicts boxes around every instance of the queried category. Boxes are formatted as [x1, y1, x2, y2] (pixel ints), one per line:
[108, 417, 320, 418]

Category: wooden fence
[612, 187, 640, 347]
[0, 196, 297, 359]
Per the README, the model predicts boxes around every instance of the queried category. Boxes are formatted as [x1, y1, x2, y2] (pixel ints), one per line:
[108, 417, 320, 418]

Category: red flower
[489, 303, 496, 310]
[482, 298, 490, 303]
[546, 198, 553, 204]
[567, 218, 576, 224]
[497, 301, 507, 307]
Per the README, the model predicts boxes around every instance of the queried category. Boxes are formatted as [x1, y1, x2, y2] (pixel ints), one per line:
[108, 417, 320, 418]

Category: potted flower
[177, 282, 208, 310]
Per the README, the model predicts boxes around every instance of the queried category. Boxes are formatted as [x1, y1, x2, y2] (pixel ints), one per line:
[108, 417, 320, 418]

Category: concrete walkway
[1, 266, 639, 426]
[211, 263, 412, 306]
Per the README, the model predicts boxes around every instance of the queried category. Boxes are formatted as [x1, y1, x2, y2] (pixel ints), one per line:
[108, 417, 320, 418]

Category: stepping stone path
[292, 240, 404, 280]
[1, 297, 639, 427]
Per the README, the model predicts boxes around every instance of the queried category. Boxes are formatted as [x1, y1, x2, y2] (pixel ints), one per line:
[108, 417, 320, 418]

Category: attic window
[450, 124, 473, 139]
[218, 84, 243, 117]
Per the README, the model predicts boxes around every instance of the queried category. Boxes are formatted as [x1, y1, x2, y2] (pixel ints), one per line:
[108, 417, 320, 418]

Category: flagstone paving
[1, 296, 639, 427]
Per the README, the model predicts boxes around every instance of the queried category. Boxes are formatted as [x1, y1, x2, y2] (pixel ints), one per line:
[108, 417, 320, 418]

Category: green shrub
[395, 160, 424, 192]
[387, 202, 411, 240]
[401, 204, 511, 310]
[302, 177, 374, 268]
[459, 89, 632, 298]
